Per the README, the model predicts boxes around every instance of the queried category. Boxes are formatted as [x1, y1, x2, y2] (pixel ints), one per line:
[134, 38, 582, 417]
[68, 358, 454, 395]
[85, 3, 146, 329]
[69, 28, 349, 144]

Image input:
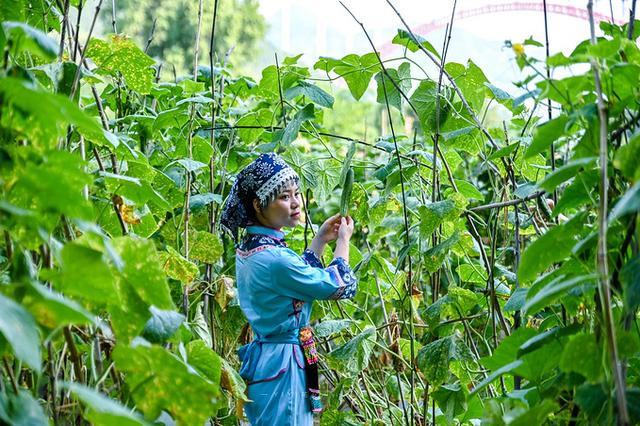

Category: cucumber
[537, 196, 553, 221]
[340, 168, 354, 217]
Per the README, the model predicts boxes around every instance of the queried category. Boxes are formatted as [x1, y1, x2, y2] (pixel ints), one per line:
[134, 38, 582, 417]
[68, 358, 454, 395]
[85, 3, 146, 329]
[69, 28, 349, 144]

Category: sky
[257, 0, 634, 92]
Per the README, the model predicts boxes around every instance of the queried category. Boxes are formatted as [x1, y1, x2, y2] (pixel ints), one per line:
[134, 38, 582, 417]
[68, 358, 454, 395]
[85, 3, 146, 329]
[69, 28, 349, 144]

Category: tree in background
[103, 0, 266, 76]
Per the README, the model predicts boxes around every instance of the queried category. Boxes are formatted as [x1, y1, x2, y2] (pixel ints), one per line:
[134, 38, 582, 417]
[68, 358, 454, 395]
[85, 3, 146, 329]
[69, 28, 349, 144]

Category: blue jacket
[236, 226, 357, 425]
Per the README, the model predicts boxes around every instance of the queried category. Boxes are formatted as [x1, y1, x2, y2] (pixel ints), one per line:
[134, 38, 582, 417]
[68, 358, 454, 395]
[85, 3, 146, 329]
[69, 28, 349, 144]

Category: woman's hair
[241, 192, 267, 223]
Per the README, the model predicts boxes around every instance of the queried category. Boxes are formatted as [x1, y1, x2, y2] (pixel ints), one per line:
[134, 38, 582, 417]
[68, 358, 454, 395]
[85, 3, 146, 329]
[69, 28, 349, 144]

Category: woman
[220, 153, 358, 425]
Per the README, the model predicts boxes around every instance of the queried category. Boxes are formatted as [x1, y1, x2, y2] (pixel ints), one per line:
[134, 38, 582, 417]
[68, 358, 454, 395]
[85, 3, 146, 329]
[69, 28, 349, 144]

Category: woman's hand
[316, 213, 342, 244]
[337, 216, 354, 242]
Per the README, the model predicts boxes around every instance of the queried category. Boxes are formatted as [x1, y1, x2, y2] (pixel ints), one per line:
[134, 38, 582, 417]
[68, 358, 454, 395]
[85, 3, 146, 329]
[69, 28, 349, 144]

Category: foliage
[0, 1, 639, 425]
[102, 0, 266, 76]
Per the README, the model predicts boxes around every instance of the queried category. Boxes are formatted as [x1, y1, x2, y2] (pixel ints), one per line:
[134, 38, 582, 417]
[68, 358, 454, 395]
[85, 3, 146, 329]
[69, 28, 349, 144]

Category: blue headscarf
[220, 153, 299, 240]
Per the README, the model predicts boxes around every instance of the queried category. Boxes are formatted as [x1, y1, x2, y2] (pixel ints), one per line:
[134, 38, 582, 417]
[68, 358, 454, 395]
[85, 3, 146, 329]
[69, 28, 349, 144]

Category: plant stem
[588, 1, 629, 423]
[3, 356, 19, 394]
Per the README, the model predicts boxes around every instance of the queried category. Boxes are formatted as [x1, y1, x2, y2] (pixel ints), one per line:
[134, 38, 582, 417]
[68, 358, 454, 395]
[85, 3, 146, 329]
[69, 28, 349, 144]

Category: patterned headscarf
[220, 153, 300, 240]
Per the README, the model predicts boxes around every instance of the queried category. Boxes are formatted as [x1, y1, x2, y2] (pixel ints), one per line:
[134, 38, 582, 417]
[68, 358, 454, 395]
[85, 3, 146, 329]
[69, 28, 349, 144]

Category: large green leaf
[470, 360, 523, 396]
[112, 237, 174, 309]
[391, 29, 441, 58]
[523, 274, 597, 315]
[278, 103, 315, 147]
[284, 81, 334, 108]
[86, 35, 156, 94]
[56, 241, 117, 305]
[374, 62, 411, 112]
[559, 333, 602, 382]
[0, 78, 117, 148]
[0, 388, 48, 425]
[329, 53, 380, 101]
[0, 293, 41, 373]
[517, 215, 584, 282]
[614, 132, 640, 181]
[609, 182, 640, 222]
[432, 384, 467, 424]
[3, 21, 57, 60]
[22, 281, 95, 329]
[62, 382, 149, 426]
[190, 230, 223, 263]
[416, 332, 473, 385]
[113, 343, 219, 425]
[538, 157, 596, 192]
[525, 114, 569, 158]
[158, 245, 199, 284]
[410, 79, 451, 134]
[327, 326, 376, 375]
[141, 306, 184, 343]
[186, 340, 222, 386]
[622, 254, 640, 313]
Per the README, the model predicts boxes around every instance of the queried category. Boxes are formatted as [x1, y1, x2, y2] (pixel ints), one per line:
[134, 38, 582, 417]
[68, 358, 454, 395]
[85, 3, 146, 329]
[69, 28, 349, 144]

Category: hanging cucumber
[340, 167, 354, 217]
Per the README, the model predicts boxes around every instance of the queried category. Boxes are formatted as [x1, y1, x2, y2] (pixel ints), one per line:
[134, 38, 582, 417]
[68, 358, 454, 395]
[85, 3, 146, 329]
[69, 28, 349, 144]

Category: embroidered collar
[238, 225, 287, 255]
[246, 225, 285, 241]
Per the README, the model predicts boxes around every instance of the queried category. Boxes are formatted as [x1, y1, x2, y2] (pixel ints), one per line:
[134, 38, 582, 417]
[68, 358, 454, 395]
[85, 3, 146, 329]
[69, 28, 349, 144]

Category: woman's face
[254, 183, 302, 230]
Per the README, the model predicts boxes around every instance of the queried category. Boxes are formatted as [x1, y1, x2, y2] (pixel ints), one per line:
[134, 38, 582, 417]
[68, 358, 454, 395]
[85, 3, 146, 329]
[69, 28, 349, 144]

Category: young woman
[220, 153, 358, 425]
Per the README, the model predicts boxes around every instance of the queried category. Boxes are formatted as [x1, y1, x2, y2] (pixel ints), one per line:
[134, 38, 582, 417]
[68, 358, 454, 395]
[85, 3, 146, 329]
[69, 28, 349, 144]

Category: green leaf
[456, 264, 487, 284]
[189, 193, 222, 213]
[23, 282, 95, 329]
[538, 157, 596, 192]
[0, 78, 116, 148]
[391, 29, 441, 59]
[186, 340, 222, 386]
[418, 197, 464, 241]
[575, 383, 608, 419]
[86, 35, 156, 94]
[113, 343, 218, 425]
[416, 332, 473, 385]
[508, 399, 558, 426]
[189, 230, 223, 263]
[284, 81, 334, 108]
[112, 237, 174, 309]
[0, 293, 41, 373]
[374, 62, 411, 111]
[432, 384, 467, 424]
[62, 382, 149, 426]
[158, 245, 199, 284]
[621, 254, 640, 312]
[0, 388, 48, 425]
[424, 232, 460, 273]
[327, 326, 376, 375]
[525, 114, 569, 158]
[11, 151, 93, 222]
[614, 132, 640, 181]
[142, 306, 184, 343]
[470, 359, 523, 396]
[559, 333, 602, 382]
[57, 241, 117, 306]
[517, 216, 583, 282]
[523, 274, 596, 315]
[504, 287, 528, 312]
[518, 323, 581, 356]
[314, 319, 352, 339]
[482, 327, 537, 371]
[410, 79, 451, 134]
[610, 182, 640, 222]
[279, 103, 315, 147]
[453, 180, 483, 200]
[333, 53, 380, 101]
[220, 357, 248, 402]
[3, 21, 57, 60]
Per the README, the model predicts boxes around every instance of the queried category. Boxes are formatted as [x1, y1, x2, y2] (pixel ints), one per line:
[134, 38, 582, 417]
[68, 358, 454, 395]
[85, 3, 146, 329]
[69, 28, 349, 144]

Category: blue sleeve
[301, 249, 323, 268]
[270, 248, 357, 302]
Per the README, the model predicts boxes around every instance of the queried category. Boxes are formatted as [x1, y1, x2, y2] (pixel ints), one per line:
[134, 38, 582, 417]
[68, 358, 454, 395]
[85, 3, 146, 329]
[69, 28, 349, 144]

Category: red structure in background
[378, 2, 627, 56]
